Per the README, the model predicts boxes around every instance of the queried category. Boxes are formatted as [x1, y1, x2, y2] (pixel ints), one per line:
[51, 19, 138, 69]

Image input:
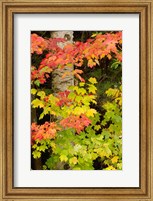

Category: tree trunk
[51, 31, 74, 93]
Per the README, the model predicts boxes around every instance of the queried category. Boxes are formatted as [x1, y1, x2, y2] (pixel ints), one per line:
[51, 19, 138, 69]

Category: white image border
[14, 14, 139, 187]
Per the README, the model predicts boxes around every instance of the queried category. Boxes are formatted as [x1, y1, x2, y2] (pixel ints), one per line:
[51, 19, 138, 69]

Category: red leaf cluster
[40, 32, 122, 69]
[60, 114, 91, 134]
[31, 34, 48, 54]
[56, 90, 71, 107]
[31, 66, 52, 84]
[31, 122, 60, 143]
[47, 38, 66, 51]
[31, 32, 122, 84]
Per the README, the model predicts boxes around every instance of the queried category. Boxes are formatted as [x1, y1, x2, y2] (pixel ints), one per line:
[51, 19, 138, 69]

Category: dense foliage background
[31, 31, 122, 170]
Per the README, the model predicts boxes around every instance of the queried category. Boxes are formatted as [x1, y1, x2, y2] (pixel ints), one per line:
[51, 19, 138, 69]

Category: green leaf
[34, 80, 40, 86]
[111, 61, 121, 69]
[68, 92, 76, 100]
[40, 66, 51, 73]
[75, 96, 82, 103]
[117, 163, 122, 170]
[102, 130, 110, 140]
[39, 144, 47, 152]
[91, 152, 98, 160]
[39, 107, 51, 120]
[43, 165, 47, 170]
[39, 112, 45, 120]
[94, 125, 101, 131]
[67, 63, 73, 68]
[72, 166, 81, 170]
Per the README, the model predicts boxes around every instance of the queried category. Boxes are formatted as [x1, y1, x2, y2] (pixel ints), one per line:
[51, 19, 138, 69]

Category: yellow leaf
[111, 156, 119, 164]
[107, 54, 112, 60]
[60, 155, 68, 162]
[91, 33, 97, 38]
[31, 98, 44, 108]
[88, 77, 97, 84]
[91, 54, 96, 59]
[79, 82, 85, 87]
[105, 166, 116, 170]
[50, 142, 56, 152]
[94, 125, 101, 131]
[31, 88, 37, 95]
[117, 163, 122, 170]
[73, 107, 85, 115]
[86, 109, 97, 117]
[88, 59, 96, 67]
[88, 85, 97, 94]
[100, 53, 105, 59]
[69, 157, 78, 165]
[37, 91, 46, 99]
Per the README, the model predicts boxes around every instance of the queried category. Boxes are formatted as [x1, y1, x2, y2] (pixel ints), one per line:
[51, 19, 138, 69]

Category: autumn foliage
[31, 31, 122, 170]
[31, 32, 122, 85]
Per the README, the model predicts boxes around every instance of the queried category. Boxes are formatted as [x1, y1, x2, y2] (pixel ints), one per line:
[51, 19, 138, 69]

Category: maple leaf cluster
[31, 33, 66, 54]
[31, 122, 60, 143]
[56, 90, 71, 107]
[31, 66, 52, 84]
[39, 32, 122, 70]
[31, 32, 122, 84]
[31, 34, 48, 54]
[60, 114, 91, 134]
[47, 37, 66, 51]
